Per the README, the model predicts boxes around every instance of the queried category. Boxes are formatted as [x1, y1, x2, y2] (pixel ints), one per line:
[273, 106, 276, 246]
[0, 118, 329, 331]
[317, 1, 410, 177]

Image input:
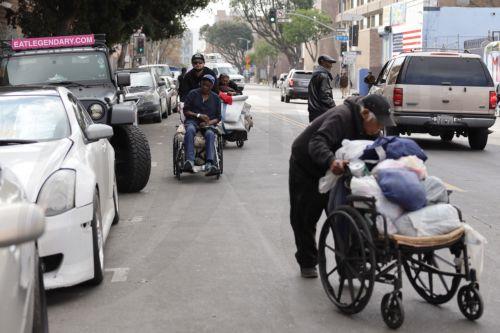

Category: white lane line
[105, 267, 130, 282]
[128, 216, 145, 223]
[152, 162, 158, 167]
[444, 182, 466, 193]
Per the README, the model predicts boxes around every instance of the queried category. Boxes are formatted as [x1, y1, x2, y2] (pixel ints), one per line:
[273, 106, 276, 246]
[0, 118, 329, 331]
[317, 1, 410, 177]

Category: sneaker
[183, 160, 194, 173]
[300, 267, 318, 279]
[205, 162, 219, 177]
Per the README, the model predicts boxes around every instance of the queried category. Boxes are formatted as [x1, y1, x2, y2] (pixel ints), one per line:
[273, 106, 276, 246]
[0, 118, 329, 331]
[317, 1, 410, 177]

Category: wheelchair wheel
[403, 248, 461, 305]
[381, 291, 405, 329]
[173, 135, 183, 180]
[217, 136, 224, 175]
[236, 140, 244, 148]
[318, 205, 376, 315]
[457, 284, 483, 321]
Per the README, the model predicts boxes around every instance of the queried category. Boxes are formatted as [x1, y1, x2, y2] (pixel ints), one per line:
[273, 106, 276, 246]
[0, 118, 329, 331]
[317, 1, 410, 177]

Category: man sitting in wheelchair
[182, 74, 222, 176]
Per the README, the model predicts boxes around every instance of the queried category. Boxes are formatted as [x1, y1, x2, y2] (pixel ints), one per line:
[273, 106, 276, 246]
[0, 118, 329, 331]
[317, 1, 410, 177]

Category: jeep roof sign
[10, 34, 95, 51]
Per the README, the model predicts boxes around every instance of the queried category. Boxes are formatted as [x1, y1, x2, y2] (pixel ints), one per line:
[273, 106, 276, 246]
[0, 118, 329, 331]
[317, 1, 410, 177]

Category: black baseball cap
[361, 94, 396, 127]
[318, 55, 336, 63]
[191, 53, 205, 63]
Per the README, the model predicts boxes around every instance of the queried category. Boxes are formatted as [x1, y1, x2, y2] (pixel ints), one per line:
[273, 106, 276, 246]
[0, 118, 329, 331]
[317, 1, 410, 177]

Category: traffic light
[137, 37, 145, 55]
[269, 8, 277, 24]
[350, 25, 359, 47]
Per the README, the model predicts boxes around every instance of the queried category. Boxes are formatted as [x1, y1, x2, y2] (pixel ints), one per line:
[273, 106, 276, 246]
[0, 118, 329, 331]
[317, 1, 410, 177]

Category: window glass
[130, 72, 154, 88]
[292, 72, 313, 79]
[387, 56, 405, 84]
[377, 60, 394, 83]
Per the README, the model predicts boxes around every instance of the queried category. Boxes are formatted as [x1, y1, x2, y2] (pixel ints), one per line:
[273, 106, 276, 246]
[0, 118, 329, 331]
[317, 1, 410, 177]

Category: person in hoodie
[307, 55, 337, 122]
[288, 94, 395, 278]
[179, 53, 218, 102]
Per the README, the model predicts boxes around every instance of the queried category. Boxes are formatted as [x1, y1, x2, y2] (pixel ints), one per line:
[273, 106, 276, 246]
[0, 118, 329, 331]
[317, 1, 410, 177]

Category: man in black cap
[179, 53, 217, 101]
[307, 55, 337, 122]
[289, 94, 395, 278]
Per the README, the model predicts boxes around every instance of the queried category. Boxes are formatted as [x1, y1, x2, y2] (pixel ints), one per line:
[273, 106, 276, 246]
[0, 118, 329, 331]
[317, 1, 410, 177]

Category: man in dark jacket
[308, 55, 336, 122]
[179, 53, 217, 102]
[289, 94, 395, 278]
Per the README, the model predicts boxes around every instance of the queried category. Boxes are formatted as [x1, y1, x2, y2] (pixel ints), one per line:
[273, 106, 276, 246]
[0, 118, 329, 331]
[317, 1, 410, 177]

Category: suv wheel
[468, 128, 488, 150]
[385, 126, 399, 136]
[440, 131, 454, 142]
[111, 125, 152, 193]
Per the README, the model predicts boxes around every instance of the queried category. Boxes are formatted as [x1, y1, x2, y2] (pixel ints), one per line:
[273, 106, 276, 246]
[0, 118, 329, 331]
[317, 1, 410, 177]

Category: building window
[379, 13, 383, 27]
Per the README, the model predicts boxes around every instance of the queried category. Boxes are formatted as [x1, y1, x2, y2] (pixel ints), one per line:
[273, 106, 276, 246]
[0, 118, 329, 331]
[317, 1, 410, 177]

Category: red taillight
[393, 88, 403, 107]
[289, 79, 294, 87]
[489, 91, 497, 110]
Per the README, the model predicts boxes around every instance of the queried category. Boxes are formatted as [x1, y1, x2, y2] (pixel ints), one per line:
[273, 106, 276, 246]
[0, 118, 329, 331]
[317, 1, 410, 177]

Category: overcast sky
[185, 0, 230, 52]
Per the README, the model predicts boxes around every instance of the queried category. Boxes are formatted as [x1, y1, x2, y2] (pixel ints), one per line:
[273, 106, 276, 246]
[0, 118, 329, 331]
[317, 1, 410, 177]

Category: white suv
[370, 51, 497, 150]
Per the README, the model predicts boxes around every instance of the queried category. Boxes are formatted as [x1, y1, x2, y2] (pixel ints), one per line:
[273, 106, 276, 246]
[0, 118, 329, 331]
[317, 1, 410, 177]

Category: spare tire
[111, 125, 151, 193]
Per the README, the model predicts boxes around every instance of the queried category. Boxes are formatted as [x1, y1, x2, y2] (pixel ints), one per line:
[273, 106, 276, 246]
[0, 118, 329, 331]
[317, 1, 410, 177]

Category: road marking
[152, 162, 158, 167]
[105, 267, 130, 282]
[444, 182, 466, 193]
[128, 216, 145, 223]
[157, 142, 163, 145]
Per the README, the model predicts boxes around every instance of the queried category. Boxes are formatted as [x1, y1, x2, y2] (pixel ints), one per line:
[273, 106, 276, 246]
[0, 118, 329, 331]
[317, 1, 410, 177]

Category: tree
[200, 21, 254, 73]
[283, 9, 332, 63]
[230, 0, 313, 68]
[252, 40, 279, 66]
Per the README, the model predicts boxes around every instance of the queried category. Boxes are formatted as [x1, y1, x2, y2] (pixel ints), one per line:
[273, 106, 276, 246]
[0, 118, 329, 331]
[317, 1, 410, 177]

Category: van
[205, 62, 245, 88]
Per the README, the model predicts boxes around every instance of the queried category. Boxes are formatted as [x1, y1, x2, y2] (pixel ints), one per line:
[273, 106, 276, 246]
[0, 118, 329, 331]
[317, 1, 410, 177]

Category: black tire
[167, 101, 172, 115]
[384, 126, 399, 136]
[457, 284, 483, 321]
[153, 107, 162, 123]
[403, 250, 461, 305]
[381, 292, 405, 329]
[280, 94, 284, 102]
[318, 206, 376, 315]
[217, 136, 224, 175]
[111, 125, 151, 193]
[32, 251, 48, 333]
[112, 181, 120, 225]
[468, 128, 488, 150]
[88, 192, 104, 285]
[440, 130, 454, 142]
[285, 95, 290, 103]
[173, 134, 183, 180]
[236, 140, 244, 148]
[162, 101, 168, 118]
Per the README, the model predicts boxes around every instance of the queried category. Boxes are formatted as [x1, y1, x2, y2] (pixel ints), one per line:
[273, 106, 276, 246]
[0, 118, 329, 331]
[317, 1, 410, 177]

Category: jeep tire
[468, 128, 488, 150]
[111, 125, 151, 193]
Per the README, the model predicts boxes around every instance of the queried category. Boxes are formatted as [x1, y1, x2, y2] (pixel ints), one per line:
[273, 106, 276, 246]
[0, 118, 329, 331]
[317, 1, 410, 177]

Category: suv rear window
[402, 57, 492, 86]
[292, 72, 312, 79]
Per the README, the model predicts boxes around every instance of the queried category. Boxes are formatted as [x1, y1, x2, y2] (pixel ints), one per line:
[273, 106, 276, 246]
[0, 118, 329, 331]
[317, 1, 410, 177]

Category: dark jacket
[179, 67, 217, 101]
[291, 97, 371, 179]
[308, 66, 335, 118]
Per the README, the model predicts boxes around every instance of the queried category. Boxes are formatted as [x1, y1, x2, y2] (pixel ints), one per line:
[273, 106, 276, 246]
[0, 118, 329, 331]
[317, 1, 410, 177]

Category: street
[46, 84, 500, 333]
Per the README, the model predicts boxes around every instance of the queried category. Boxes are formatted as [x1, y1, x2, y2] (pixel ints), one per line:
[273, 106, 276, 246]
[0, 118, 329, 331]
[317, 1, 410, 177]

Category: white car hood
[0, 139, 73, 202]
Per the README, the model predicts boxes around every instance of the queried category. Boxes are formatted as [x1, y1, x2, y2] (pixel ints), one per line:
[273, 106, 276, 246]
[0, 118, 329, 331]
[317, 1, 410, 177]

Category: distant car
[164, 76, 179, 114]
[277, 73, 288, 89]
[370, 51, 497, 150]
[121, 68, 168, 122]
[206, 62, 245, 88]
[281, 69, 312, 103]
[0, 86, 119, 289]
[0, 167, 47, 333]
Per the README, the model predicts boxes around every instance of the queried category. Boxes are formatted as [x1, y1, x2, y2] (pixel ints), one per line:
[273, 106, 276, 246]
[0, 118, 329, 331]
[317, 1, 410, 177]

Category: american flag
[393, 29, 422, 54]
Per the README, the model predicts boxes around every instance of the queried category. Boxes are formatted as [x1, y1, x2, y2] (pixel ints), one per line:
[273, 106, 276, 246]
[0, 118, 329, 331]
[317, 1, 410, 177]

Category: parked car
[277, 73, 288, 89]
[139, 63, 175, 84]
[370, 51, 497, 150]
[121, 68, 168, 122]
[0, 86, 119, 289]
[205, 62, 245, 88]
[164, 76, 179, 114]
[281, 69, 313, 103]
[0, 167, 47, 333]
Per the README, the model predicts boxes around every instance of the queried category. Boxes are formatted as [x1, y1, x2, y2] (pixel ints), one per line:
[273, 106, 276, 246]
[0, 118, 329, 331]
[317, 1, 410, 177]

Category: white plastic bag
[424, 176, 449, 205]
[372, 159, 405, 175]
[463, 224, 487, 279]
[395, 204, 462, 237]
[398, 155, 428, 180]
[318, 170, 338, 194]
[350, 176, 402, 235]
[335, 139, 374, 161]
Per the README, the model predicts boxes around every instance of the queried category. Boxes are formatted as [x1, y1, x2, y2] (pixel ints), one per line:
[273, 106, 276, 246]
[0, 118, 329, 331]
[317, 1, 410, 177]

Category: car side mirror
[0, 203, 45, 247]
[85, 124, 114, 141]
[116, 72, 131, 88]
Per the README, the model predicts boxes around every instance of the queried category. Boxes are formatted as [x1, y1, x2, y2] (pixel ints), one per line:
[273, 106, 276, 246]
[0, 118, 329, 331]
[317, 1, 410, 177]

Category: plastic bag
[350, 176, 402, 235]
[372, 159, 406, 175]
[463, 224, 487, 279]
[376, 168, 427, 211]
[335, 139, 374, 161]
[398, 155, 428, 180]
[394, 204, 462, 237]
[319, 170, 339, 194]
[424, 176, 449, 205]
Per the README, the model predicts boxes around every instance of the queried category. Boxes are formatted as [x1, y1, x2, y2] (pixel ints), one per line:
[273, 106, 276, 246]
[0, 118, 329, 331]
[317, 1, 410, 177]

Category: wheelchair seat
[388, 225, 465, 248]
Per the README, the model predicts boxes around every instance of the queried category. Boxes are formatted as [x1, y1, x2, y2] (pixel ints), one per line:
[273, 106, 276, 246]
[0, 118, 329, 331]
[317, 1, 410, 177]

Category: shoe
[300, 267, 318, 279]
[205, 162, 219, 177]
[183, 160, 194, 173]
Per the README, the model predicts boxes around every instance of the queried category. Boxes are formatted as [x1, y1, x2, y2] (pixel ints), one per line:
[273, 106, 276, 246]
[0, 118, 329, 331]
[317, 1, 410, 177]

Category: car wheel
[468, 128, 488, 150]
[167, 101, 172, 115]
[384, 126, 399, 136]
[112, 181, 120, 225]
[111, 125, 151, 193]
[88, 191, 104, 285]
[154, 107, 162, 123]
[285, 95, 290, 103]
[440, 131, 454, 142]
[32, 251, 48, 333]
[280, 94, 284, 102]
[161, 100, 168, 118]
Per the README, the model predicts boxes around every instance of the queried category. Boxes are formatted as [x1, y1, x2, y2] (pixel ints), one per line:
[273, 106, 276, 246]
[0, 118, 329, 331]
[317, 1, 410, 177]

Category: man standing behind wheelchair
[182, 74, 221, 176]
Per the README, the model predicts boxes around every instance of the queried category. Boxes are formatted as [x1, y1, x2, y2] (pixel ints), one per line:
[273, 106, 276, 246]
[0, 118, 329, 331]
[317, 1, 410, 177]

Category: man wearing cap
[307, 55, 337, 122]
[288, 94, 395, 278]
[182, 74, 221, 176]
[179, 53, 218, 101]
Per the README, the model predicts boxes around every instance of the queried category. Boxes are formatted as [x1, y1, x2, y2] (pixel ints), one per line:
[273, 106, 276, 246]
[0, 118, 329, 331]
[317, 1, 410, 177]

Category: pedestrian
[339, 72, 349, 98]
[178, 53, 217, 102]
[289, 94, 395, 278]
[334, 73, 340, 88]
[272, 74, 278, 88]
[177, 67, 187, 90]
[364, 71, 376, 91]
[307, 55, 336, 122]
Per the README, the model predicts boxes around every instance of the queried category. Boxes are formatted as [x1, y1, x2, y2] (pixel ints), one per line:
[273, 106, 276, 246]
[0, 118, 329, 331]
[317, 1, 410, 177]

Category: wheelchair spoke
[348, 278, 355, 303]
[432, 257, 450, 293]
[337, 277, 346, 301]
[327, 266, 338, 277]
[325, 244, 345, 260]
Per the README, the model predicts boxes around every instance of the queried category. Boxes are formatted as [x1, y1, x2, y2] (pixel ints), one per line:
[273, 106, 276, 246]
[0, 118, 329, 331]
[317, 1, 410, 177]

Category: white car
[205, 62, 246, 88]
[0, 86, 119, 289]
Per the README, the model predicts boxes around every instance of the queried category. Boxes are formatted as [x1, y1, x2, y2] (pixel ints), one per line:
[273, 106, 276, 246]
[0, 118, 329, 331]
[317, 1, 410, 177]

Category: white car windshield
[217, 67, 238, 75]
[0, 96, 70, 142]
[130, 72, 154, 88]
[1, 52, 111, 85]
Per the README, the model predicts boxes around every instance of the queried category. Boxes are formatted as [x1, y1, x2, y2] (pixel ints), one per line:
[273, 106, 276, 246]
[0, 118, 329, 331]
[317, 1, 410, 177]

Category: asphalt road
[47, 85, 500, 333]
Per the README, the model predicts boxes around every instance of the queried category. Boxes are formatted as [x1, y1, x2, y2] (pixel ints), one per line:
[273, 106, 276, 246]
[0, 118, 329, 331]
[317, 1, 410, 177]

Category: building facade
[0, 0, 21, 40]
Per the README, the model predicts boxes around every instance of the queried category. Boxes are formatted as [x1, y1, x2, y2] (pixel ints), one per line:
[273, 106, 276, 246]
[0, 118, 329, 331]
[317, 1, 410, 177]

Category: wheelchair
[172, 123, 224, 180]
[318, 174, 483, 329]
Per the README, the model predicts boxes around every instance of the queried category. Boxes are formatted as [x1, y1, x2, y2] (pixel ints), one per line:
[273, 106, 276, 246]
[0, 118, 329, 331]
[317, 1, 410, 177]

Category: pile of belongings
[220, 95, 253, 133]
